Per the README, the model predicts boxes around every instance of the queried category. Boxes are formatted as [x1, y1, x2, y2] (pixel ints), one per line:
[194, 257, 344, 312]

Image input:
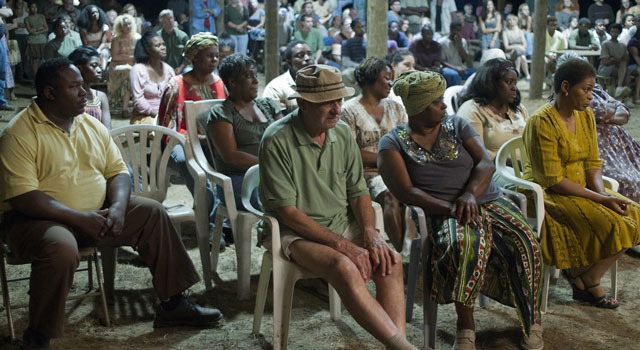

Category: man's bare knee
[327, 254, 362, 287]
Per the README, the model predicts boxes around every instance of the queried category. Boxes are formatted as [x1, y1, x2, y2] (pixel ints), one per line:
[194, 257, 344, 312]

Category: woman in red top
[157, 31, 226, 246]
[158, 31, 226, 137]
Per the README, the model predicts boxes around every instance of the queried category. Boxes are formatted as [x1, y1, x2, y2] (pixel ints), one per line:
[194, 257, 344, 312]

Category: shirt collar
[28, 99, 80, 133]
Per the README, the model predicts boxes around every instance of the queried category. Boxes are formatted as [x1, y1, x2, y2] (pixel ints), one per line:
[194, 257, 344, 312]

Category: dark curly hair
[134, 30, 161, 64]
[77, 5, 108, 31]
[354, 57, 392, 88]
[553, 58, 596, 94]
[218, 54, 256, 87]
[460, 58, 521, 111]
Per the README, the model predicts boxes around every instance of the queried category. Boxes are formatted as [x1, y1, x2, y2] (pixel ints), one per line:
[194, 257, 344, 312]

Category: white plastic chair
[245, 165, 389, 350]
[184, 99, 260, 300]
[109, 124, 212, 290]
[443, 85, 464, 115]
[495, 136, 618, 313]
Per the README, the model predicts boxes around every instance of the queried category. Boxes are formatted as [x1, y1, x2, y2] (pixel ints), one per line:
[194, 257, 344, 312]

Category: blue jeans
[168, 145, 218, 230]
[441, 67, 476, 87]
[0, 38, 8, 107]
[215, 173, 259, 213]
[231, 34, 249, 55]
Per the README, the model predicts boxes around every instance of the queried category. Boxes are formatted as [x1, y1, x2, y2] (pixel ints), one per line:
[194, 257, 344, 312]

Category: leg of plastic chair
[99, 247, 117, 302]
[610, 260, 617, 301]
[210, 212, 225, 274]
[273, 266, 299, 350]
[540, 265, 552, 313]
[405, 237, 421, 322]
[235, 214, 258, 300]
[252, 253, 272, 334]
[423, 263, 437, 350]
[0, 254, 15, 340]
[552, 268, 560, 279]
[194, 212, 213, 291]
[478, 294, 491, 308]
[328, 284, 341, 321]
[87, 256, 93, 291]
[92, 249, 111, 327]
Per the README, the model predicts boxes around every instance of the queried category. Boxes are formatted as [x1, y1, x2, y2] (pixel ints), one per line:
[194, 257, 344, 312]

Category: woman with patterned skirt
[378, 70, 543, 350]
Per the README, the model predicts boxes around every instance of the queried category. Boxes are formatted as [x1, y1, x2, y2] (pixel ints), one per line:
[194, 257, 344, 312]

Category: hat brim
[288, 86, 355, 103]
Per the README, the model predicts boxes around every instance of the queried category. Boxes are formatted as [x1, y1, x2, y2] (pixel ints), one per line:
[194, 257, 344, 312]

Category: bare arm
[208, 121, 258, 171]
[360, 149, 377, 168]
[104, 172, 131, 235]
[98, 91, 111, 130]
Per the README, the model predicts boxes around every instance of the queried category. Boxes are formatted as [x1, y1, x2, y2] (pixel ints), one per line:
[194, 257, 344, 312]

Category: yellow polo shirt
[0, 100, 128, 213]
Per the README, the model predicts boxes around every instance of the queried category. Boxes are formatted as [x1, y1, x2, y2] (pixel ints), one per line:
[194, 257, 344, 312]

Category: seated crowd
[2, 1, 640, 350]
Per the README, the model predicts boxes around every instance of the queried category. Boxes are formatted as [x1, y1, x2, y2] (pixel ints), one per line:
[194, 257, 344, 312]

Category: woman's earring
[565, 91, 568, 96]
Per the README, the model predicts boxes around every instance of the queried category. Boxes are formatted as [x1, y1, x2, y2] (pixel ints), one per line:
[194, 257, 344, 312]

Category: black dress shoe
[153, 295, 223, 328]
[22, 327, 50, 350]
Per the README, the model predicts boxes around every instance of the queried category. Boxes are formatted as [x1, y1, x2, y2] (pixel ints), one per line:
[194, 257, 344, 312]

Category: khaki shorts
[264, 220, 364, 261]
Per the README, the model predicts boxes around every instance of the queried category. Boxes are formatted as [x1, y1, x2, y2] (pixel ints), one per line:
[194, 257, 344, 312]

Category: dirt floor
[1, 80, 640, 350]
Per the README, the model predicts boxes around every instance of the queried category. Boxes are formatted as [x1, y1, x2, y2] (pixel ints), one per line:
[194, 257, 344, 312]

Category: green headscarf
[184, 32, 219, 61]
[392, 70, 446, 117]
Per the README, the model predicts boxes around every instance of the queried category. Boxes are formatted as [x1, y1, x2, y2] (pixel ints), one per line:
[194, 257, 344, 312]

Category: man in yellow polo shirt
[258, 65, 415, 350]
[0, 58, 222, 349]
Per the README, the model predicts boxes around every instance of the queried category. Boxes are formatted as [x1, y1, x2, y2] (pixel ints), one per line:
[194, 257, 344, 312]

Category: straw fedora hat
[288, 64, 355, 103]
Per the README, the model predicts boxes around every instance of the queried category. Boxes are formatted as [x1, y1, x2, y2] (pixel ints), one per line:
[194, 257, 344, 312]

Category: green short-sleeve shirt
[208, 98, 279, 176]
[258, 109, 369, 236]
[293, 28, 325, 53]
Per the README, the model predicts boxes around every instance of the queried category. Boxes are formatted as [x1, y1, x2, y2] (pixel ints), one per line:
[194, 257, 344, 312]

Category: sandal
[563, 270, 619, 309]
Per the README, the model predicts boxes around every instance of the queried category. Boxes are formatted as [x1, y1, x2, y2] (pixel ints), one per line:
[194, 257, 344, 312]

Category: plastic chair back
[443, 85, 464, 115]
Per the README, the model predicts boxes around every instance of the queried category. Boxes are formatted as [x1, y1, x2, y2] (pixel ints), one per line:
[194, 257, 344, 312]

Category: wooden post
[264, 0, 279, 82]
[216, 0, 224, 36]
[529, 0, 548, 99]
[366, 0, 387, 58]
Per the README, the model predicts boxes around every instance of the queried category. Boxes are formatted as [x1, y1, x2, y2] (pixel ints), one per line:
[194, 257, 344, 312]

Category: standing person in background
[0, 0, 12, 110]
[588, 0, 614, 26]
[69, 46, 111, 129]
[191, 0, 221, 35]
[108, 14, 138, 119]
[123, 3, 143, 34]
[388, 0, 402, 24]
[617, 0, 634, 24]
[294, 13, 324, 64]
[502, 14, 530, 81]
[313, 0, 332, 27]
[399, 0, 428, 35]
[129, 31, 175, 124]
[430, 0, 457, 35]
[555, 0, 577, 32]
[76, 5, 109, 69]
[25, 1, 46, 79]
[158, 9, 189, 75]
[225, 0, 249, 55]
[517, 3, 533, 56]
[478, 0, 501, 54]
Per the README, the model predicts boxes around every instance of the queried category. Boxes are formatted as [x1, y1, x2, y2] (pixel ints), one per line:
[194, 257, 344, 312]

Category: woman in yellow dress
[523, 58, 640, 309]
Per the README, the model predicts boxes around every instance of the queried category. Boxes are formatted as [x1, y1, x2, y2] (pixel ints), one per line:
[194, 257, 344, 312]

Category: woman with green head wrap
[378, 70, 543, 350]
[156, 31, 227, 249]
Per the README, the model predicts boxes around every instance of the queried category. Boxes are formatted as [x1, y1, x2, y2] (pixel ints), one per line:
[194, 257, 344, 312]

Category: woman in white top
[341, 57, 409, 251]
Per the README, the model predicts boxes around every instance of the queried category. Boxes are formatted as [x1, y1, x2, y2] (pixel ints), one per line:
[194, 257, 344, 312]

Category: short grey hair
[556, 52, 586, 70]
[159, 9, 174, 19]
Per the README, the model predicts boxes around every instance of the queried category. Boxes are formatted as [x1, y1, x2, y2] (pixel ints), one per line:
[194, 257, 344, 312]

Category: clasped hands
[336, 232, 398, 282]
[73, 203, 126, 241]
[450, 192, 482, 227]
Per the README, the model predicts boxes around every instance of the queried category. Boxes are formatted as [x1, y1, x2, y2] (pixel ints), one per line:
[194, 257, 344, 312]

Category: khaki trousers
[2, 196, 200, 338]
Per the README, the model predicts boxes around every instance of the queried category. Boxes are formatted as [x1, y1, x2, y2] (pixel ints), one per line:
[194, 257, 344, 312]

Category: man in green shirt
[158, 9, 189, 74]
[259, 65, 415, 350]
[294, 14, 324, 64]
